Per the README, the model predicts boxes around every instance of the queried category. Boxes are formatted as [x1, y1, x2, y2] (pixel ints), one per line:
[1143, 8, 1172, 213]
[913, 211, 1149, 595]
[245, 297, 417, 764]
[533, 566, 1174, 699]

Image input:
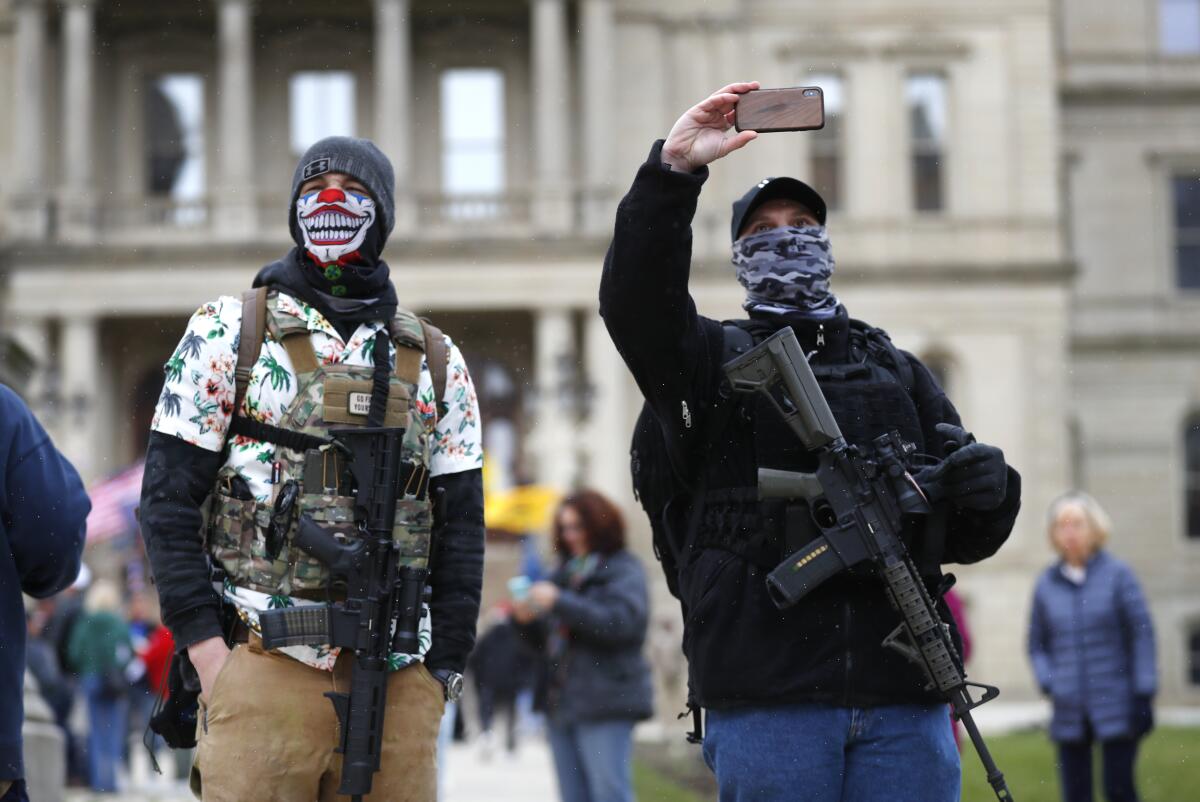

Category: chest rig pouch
[696, 321, 925, 571]
[208, 289, 447, 597]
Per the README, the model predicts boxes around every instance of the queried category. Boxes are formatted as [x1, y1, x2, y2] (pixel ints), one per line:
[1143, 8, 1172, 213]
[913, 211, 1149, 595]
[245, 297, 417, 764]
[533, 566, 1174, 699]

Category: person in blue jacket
[513, 489, 654, 802]
[1028, 491, 1157, 802]
[0, 385, 91, 802]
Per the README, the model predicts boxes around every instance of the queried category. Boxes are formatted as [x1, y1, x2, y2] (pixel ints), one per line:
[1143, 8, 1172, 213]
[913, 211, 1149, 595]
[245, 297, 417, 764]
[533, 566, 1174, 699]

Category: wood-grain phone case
[734, 87, 826, 133]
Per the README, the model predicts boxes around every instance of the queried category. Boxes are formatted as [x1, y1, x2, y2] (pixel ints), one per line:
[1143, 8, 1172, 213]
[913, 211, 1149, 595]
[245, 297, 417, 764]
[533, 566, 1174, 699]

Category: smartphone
[734, 87, 825, 133]
[507, 575, 532, 601]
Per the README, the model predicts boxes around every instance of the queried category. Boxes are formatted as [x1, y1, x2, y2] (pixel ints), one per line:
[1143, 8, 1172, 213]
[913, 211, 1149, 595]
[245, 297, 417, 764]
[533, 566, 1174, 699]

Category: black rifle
[724, 328, 1014, 802]
[258, 426, 427, 802]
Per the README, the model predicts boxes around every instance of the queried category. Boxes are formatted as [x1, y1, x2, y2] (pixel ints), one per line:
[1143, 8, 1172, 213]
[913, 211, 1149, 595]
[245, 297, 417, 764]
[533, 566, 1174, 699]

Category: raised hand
[661, 81, 761, 174]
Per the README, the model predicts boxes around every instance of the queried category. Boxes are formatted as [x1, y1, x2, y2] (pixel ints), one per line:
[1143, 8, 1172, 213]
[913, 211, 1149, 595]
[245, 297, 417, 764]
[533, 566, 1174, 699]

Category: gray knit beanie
[289, 136, 396, 243]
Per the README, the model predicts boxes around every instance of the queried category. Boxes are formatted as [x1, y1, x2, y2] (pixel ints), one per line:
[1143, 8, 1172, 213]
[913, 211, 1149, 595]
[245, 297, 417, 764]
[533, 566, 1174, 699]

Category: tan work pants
[191, 640, 445, 802]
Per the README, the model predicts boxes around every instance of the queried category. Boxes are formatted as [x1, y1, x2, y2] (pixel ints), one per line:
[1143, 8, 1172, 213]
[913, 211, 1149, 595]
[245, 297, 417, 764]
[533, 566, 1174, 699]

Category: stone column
[529, 308, 577, 490]
[579, 0, 616, 234]
[59, 316, 100, 482]
[844, 59, 906, 219]
[60, 0, 97, 238]
[373, 0, 415, 234]
[11, 0, 49, 239]
[215, 0, 256, 238]
[8, 319, 53, 435]
[531, 0, 572, 234]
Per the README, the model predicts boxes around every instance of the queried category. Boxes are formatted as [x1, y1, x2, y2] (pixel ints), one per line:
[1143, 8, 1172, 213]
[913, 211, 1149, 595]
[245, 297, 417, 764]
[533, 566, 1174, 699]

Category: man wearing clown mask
[140, 137, 483, 801]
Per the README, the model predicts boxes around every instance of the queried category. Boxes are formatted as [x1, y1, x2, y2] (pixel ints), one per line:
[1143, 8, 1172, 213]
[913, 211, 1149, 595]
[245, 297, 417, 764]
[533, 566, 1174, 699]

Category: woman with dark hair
[513, 489, 653, 802]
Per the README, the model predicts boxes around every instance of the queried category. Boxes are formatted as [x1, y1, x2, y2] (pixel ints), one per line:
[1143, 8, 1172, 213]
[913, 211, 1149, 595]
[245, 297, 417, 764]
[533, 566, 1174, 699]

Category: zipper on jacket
[817, 324, 826, 348]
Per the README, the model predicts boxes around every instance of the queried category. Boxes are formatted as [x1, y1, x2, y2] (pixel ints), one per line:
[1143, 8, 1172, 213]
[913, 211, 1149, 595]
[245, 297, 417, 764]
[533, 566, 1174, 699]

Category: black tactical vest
[691, 316, 927, 571]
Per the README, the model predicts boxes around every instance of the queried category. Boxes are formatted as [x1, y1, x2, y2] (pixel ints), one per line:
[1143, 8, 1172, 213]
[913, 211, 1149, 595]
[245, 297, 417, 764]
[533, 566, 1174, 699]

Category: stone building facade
[0, 0, 1195, 714]
[1059, 0, 1200, 711]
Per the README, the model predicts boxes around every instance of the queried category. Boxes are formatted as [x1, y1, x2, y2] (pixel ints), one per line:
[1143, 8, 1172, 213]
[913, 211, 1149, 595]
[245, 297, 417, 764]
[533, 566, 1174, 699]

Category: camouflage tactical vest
[207, 290, 438, 597]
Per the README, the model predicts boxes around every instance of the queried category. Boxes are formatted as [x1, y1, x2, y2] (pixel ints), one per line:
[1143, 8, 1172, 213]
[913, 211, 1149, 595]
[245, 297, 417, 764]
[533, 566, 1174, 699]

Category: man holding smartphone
[603, 83, 1021, 801]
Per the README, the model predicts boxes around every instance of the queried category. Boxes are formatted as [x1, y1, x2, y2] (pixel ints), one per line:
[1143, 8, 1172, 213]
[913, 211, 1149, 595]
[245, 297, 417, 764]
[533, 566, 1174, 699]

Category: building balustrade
[76, 190, 554, 242]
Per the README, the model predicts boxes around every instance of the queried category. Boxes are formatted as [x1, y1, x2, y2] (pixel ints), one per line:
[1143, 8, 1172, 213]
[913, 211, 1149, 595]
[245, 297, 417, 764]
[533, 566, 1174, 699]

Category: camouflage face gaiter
[731, 225, 839, 316]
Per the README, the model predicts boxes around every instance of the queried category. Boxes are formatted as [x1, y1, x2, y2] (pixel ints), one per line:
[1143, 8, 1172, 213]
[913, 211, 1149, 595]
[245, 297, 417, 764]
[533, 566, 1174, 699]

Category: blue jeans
[546, 719, 635, 802]
[702, 703, 960, 802]
[80, 675, 128, 793]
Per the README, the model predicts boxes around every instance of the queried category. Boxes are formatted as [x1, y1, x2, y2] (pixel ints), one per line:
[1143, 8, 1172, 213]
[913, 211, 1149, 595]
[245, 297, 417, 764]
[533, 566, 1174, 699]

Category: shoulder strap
[234, 288, 268, 416]
[850, 319, 915, 392]
[721, 320, 756, 363]
[280, 332, 319, 375]
[419, 319, 449, 413]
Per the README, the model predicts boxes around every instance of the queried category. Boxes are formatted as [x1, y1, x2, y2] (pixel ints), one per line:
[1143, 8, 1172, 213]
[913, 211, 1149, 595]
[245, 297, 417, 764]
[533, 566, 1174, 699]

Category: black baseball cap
[730, 176, 828, 241]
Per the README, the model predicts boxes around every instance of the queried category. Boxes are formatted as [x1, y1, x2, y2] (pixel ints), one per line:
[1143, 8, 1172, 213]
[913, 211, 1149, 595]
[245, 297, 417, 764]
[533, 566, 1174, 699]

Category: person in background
[513, 490, 653, 802]
[467, 605, 538, 758]
[1, 384, 90, 802]
[942, 587, 972, 748]
[25, 604, 73, 740]
[124, 594, 158, 755]
[67, 580, 133, 795]
[40, 566, 91, 784]
[1028, 491, 1157, 802]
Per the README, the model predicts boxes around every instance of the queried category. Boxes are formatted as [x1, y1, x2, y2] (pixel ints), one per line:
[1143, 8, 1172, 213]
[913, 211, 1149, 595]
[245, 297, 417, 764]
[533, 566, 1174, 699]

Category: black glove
[1132, 694, 1154, 738]
[148, 652, 200, 749]
[915, 423, 1008, 511]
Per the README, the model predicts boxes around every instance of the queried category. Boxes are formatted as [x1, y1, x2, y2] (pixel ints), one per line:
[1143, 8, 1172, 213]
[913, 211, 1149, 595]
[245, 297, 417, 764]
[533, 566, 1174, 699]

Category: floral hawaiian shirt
[151, 291, 483, 670]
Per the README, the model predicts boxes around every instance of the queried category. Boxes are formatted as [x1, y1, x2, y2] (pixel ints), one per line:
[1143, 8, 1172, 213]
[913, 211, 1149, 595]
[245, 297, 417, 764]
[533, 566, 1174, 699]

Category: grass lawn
[962, 727, 1199, 802]
[635, 727, 1200, 801]
[633, 757, 708, 802]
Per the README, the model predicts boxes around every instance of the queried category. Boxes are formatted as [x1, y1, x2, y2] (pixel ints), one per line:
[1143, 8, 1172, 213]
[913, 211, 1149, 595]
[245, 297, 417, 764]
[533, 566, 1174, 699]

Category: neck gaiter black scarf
[254, 239, 398, 342]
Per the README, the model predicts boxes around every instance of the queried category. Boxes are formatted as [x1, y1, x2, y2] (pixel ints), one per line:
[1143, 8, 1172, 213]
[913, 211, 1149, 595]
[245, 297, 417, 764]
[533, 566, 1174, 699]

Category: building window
[440, 68, 506, 210]
[1190, 625, 1200, 685]
[906, 73, 947, 213]
[809, 73, 843, 211]
[1187, 415, 1200, 539]
[1174, 174, 1200, 289]
[290, 71, 356, 156]
[1161, 0, 1200, 55]
[145, 74, 205, 206]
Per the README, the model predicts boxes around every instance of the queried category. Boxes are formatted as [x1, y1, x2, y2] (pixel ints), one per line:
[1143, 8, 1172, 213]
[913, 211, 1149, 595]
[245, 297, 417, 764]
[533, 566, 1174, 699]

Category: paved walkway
[443, 738, 558, 802]
[65, 737, 558, 802]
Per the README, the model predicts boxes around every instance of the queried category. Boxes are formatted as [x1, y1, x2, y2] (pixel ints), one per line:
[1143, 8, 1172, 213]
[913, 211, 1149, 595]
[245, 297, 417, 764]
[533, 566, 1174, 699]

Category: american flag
[85, 461, 144, 543]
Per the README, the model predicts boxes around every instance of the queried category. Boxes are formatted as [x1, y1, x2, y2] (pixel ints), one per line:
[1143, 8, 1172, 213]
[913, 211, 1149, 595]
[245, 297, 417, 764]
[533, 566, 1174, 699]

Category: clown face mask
[295, 187, 378, 266]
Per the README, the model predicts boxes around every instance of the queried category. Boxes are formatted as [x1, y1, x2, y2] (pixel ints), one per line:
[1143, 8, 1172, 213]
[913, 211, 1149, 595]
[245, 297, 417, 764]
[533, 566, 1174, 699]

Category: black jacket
[139, 433, 484, 675]
[601, 141, 1021, 710]
[517, 550, 655, 726]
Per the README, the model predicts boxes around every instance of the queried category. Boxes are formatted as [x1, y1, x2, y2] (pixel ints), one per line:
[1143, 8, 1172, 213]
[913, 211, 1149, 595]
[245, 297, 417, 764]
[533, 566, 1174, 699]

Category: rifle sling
[228, 416, 331, 453]
[234, 288, 269, 416]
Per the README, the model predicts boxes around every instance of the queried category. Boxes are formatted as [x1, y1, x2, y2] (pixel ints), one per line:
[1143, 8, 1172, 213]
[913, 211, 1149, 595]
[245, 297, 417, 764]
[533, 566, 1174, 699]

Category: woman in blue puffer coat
[1028, 491, 1157, 802]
